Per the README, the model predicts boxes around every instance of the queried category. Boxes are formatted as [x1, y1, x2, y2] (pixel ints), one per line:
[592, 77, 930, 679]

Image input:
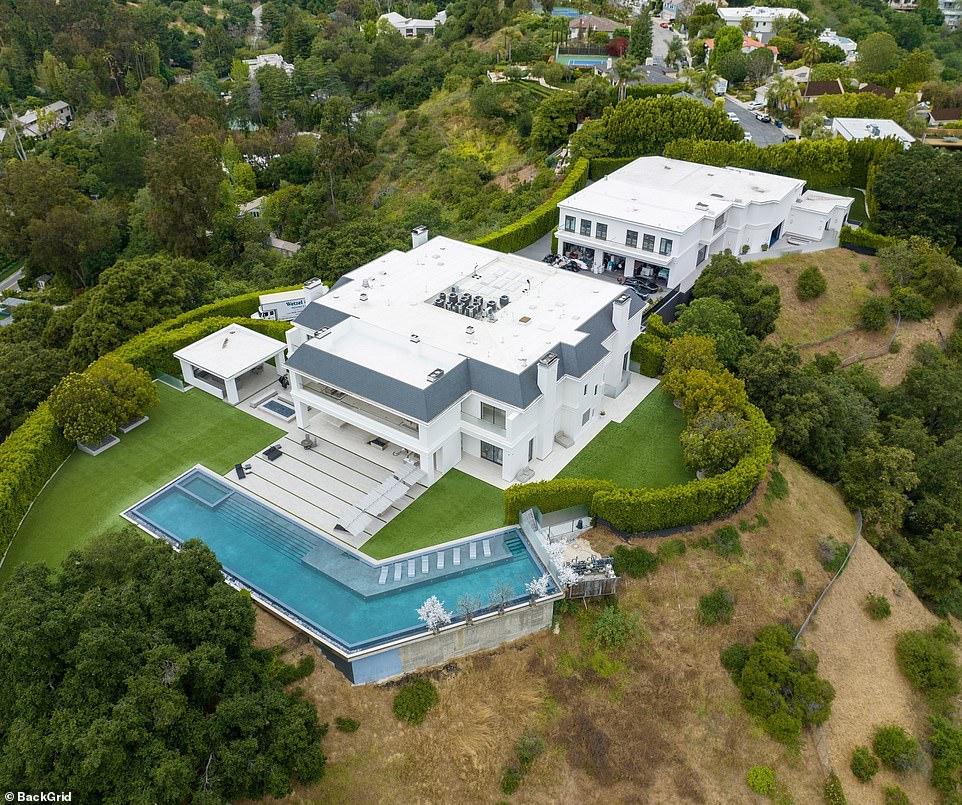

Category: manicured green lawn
[557, 385, 694, 489]
[0, 384, 283, 580]
[360, 469, 505, 560]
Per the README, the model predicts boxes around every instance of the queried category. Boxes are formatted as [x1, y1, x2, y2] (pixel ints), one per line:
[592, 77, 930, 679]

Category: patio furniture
[437, 551, 445, 569]
[300, 436, 316, 450]
[482, 539, 491, 558]
[469, 542, 477, 560]
[378, 567, 389, 585]
[263, 445, 283, 461]
[367, 437, 389, 450]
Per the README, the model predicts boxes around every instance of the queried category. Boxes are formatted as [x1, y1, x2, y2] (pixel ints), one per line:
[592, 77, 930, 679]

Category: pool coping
[122, 464, 564, 661]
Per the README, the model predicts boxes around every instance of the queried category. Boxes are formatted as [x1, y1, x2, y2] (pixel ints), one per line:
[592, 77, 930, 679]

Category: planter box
[78, 434, 120, 456]
[119, 416, 149, 434]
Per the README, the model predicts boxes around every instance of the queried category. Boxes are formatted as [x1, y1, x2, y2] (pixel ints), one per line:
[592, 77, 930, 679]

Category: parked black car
[542, 253, 559, 264]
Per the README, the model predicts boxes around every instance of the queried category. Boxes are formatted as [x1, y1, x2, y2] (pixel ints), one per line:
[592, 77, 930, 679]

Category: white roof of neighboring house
[379, 10, 446, 28]
[174, 324, 286, 379]
[243, 53, 294, 77]
[239, 196, 264, 215]
[831, 117, 915, 146]
[268, 235, 302, 254]
[559, 156, 805, 234]
[717, 5, 808, 23]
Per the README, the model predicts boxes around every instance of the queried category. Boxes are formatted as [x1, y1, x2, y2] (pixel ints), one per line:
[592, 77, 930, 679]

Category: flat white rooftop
[717, 5, 807, 20]
[831, 117, 915, 145]
[560, 157, 805, 232]
[174, 324, 286, 379]
[306, 237, 625, 375]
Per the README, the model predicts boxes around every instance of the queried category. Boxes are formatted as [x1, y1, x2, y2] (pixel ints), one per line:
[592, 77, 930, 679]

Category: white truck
[251, 277, 328, 321]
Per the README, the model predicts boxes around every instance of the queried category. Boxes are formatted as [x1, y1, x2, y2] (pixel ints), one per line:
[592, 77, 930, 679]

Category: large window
[480, 402, 506, 430]
[659, 238, 673, 256]
[480, 441, 503, 465]
[595, 222, 607, 241]
[580, 219, 592, 236]
[642, 234, 655, 252]
[564, 215, 576, 232]
[626, 230, 638, 248]
[697, 244, 708, 264]
[582, 409, 591, 426]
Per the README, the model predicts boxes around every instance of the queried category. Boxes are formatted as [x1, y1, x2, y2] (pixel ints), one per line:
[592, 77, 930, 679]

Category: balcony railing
[461, 411, 507, 437]
[301, 380, 419, 437]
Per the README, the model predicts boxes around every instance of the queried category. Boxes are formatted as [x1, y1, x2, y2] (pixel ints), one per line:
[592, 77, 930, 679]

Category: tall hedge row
[504, 406, 774, 533]
[592, 405, 774, 532]
[0, 403, 72, 559]
[503, 478, 616, 524]
[471, 158, 589, 253]
[154, 287, 299, 332]
[839, 225, 896, 252]
[588, 157, 636, 180]
[625, 83, 687, 100]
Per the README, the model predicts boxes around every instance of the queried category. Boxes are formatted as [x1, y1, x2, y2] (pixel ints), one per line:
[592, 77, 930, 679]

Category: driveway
[516, 230, 555, 261]
[725, 98, 783, 147]
[0, 269, 22, 293]
[651, 19, 683, 64]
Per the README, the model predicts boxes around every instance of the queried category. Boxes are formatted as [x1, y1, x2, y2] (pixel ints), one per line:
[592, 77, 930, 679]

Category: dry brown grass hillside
[240, 456, 946, 805]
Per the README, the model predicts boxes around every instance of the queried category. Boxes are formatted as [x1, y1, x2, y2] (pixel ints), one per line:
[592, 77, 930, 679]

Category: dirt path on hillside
[802, 540, 941, 804]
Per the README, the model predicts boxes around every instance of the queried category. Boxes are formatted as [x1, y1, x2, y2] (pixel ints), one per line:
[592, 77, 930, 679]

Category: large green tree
[672, 296, 758, 369]
[0, 530, 326, 801]
[692, 251, 781, 339]
[145, 127, 225, 257]
[628, 9, 653, 62]
[857, 32, 901, 78]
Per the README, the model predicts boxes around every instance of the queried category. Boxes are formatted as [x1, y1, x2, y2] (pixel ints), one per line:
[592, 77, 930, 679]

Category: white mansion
[555, 157, 853, 292]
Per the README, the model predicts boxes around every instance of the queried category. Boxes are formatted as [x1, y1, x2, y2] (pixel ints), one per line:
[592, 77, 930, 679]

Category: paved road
[0, 269, 22, 293]
[724, 98, 783, 147]
[651, 19, 684, 66]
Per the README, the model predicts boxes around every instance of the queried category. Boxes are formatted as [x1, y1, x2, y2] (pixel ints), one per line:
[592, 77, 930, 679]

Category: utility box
[251, 278, 327, 321]
[411, 225, 429, 249]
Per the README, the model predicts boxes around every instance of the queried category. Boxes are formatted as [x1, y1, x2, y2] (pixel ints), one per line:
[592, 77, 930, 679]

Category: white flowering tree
[547, 543, 581, 590]
[525, 574, 552, 603]
[417, 595, 453, 634]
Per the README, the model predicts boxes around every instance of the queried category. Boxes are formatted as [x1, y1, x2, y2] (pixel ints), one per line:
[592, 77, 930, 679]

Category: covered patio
[174, 324, 287, 405]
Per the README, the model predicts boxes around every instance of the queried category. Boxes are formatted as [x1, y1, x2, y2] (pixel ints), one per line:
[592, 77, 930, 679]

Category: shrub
[721, 642, 750, 681]
[792, 568, 805, 587]
[889, 339, 902, 354]
[631, 332, 669, 377]
[929, 716, 962, 796]
[895, 627, 961, 711]
[859, 296, 891, 331]
[500, 766, 523, 795]
[698, 588, 735, 626]
[611, 544, 660, 577]
[711, 525, 743, 557]
[824, 772, 848, 805]
[840, 225, 897, 252]
[882, 786, 910, 805]
[272, 655, 315, 685]
[766, 710, 803, 747]
[656, 538, 687, 561]
[503, 478, 615, 525]
[850, 745, 879, 782]
[747, 765, 777, 796]
[864, 593, 891, 620]
[392, 678, 439, 726]
[872, 725, 923, 772]
[892, 286, 935, 320]
[589, 605, 640, 649]
[797, 266, 828, 300]
[516, 731, 545, 771]
[818, 536, 850, 574]
[472, 159, 589, 253]
[335, 716, 360, 733]
[766, 468, 789, 501]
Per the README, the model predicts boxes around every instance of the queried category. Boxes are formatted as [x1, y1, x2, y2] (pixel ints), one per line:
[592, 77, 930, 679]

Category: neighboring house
[268, 235, 302, 256]
[939, 0, 962, 28]
[242, 53, 295, 79]
[555, 157, 853, 292]
[379, 10, 447, 37]
[34, 274, 53, 290]
[568, 14, 621, 39]
[715, 6, 808, 42]
[930, 107, 962, 125]
[0, 296, 30, 327]
[0, 101, 73, 143]
[858, 82, 896, 99]
[662, 0, 696, 21]
[803, 79, 845, 99]
[704, 35, 778, 58]
[282, 235, 644, 485]
[238, 196, 265, 217]
[831, 117, 915, 148]
[819, 29, 858, 62]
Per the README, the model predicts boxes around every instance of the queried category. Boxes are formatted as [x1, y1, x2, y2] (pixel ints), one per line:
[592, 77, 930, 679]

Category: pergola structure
[174, 324, 287, 405]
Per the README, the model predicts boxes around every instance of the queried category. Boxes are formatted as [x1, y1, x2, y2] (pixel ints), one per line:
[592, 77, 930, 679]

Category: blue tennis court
[552, 7, 580, 16]
[557, 55, 610, 67]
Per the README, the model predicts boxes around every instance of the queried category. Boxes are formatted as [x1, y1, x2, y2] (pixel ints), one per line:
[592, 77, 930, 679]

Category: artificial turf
[360, 469, 505, 560]
[557, 384, 694, 489]
[0, 384, 283, 580]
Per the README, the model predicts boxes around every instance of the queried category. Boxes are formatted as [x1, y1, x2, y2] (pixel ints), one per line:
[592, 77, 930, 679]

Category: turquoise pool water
[127, 469, 553, 654]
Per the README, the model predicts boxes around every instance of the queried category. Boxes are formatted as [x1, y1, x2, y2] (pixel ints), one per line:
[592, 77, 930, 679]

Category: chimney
[411, 225, 429, 249]
[303, 277, 327, 303]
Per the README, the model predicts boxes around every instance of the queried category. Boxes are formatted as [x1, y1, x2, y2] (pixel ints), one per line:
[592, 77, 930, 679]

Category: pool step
[218, 497, 318, 561]
[504, 536, 526, 556]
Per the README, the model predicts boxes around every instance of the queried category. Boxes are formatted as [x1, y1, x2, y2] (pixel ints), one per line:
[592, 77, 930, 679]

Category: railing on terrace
[301, 380, 419, 437]
[460, 411, 508, 437]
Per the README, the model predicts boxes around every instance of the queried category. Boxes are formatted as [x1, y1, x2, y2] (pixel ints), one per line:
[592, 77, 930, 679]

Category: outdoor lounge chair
[437, 551, 444, 569]
[263, 445, 283, 461]
[453, 548, 461, 566]
[378, 567, 389, 585]
[469, 542, 477, 560]
[482, 539, 491, 558]
[421, 556, 429, 573]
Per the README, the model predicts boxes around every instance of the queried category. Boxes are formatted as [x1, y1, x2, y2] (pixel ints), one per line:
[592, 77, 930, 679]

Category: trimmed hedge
[0, 403, 73, 559]
[631, 333, 668, 377]
[472, 158, 589, 253]
[503, 478, 615, 524]
[840, 225, 896, 253]
[591, 404, 774, 533]
[588, 157, 636, 180]
[625, 82, 687, 100]
[154, 287, 299, 332]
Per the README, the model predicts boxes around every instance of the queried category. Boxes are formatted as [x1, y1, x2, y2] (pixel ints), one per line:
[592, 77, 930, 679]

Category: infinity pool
[126, 468, 554, 654]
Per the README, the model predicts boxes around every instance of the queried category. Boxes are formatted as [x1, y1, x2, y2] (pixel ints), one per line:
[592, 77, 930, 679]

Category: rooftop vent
[710, 192, 724, 198]
[519, 316, 532, 325]
[695, 202, 709, 210]
[410, 334, 420, 343]
[539, 352, 559, 367]
[359, 293, 368, 302]
[426, 368, 444, 383]
[615, 293, 631, 305]
[465, 325, 475, 337]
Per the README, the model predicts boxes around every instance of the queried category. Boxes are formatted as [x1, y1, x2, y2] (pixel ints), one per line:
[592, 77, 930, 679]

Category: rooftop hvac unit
[303, 277, 327, 302]
[426, 368, 445, 383]
[411, 225, 429, 249]
[499, 294, 510, 308]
